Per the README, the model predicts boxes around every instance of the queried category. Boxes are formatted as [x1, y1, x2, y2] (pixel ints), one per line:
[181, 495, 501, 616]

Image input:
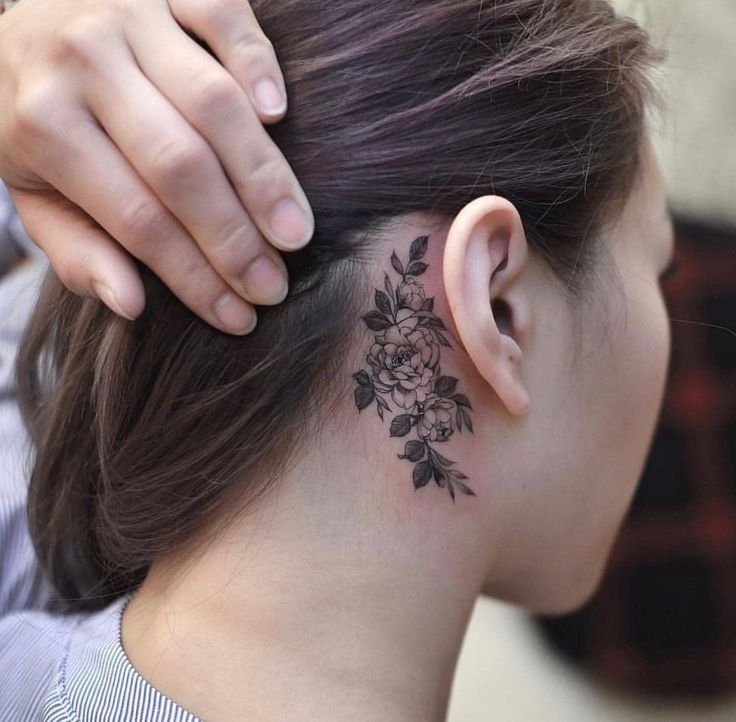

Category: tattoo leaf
[384, 273, 394, 300]
[374, 290, 392, 316]
[432, 449, 456, 467]
[426, 316, 447, 330]
[459, 407, 474, 432]
[455, 481, 476, 497]
[406, 261, 428, 277]
[448, 481, 456, 503]
[354, 384, 375, 411]
[421, 298, 434, 312]
[410, 235, 429, 261]
[389, 414, 414, 437]
[451, 393, 472, 410]
[434, 376, 458, 397]
[376, 395, 390, 410]
[353, 370, 371, 387]
[362, 311, 392, 331]
[433, 332, 452, 348]
[413, 461, 432, 489]
[391, 251, 404, 276]
[433, 464, 447, 488]
[400, 440, 426, 462]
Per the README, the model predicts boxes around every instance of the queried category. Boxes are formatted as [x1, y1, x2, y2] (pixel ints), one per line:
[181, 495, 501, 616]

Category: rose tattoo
[352, 235, 476, 503]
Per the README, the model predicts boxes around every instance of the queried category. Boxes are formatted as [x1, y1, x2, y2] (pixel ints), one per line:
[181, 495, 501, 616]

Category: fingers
[80, 36, 297, 308]
[124, 1, 314, 252]
[1, 0, 310, 337]
[21, 107, 259, 335]
[9, 187, 144, 320]
[167, 0, 288, 122]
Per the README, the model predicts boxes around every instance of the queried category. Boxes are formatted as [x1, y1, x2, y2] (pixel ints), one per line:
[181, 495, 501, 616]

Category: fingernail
[254, 78, 286, 116]
[213, 292, 257, 335]
[241, 255, 288, 305]
[92, 281, 135, 321]
[269, 198, 313, 249]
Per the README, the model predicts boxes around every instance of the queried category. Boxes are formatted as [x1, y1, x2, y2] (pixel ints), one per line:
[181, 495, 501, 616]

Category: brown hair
[16, 0, 664, 612]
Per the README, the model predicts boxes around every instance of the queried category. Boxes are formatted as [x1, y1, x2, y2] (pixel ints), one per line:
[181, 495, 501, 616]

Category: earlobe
[443, 196, 531, 417]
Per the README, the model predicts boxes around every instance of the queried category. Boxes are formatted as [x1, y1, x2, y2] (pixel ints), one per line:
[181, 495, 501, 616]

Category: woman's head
[17, 0, 667, 614]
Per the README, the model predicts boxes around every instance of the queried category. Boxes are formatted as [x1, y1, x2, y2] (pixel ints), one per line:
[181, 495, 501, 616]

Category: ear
[443, 196, 531, 417]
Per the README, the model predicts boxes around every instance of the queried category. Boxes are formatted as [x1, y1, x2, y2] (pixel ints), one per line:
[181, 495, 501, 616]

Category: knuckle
[239, 155, 287, 198]
[173, 255, 216, 303]
[149, 138, 207, 185]
[110, 0, 139, 15]
[119, 196, 167, 251]
[14, 86, 91, 145]
[253, 35, 275, 55]
[190, 72, 240, 116]
[14, 86, 54, 138]
[50, 16, 108, 68]
[213, 219, 263, 277]
[236, 36, 277, 72]
[199, 0, 243, 27]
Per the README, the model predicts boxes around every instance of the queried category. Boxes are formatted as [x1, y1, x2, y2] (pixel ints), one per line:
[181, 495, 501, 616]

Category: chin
[532, 551, 611, 618]
[482, 521, 624, 616]
[483, 561, 605, 617]
[492, 544, 607, 617]
[530, 581, 600, 618]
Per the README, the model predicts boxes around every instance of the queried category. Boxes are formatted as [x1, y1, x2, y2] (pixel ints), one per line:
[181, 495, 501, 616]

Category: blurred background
[448, 1, 736, 720]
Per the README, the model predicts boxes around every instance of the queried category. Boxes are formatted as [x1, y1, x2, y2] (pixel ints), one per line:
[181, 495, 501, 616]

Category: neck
[122, 409, 492, 722]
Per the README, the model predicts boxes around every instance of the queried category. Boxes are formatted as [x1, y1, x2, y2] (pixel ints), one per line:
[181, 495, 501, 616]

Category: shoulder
[0, 606, 82, 719]
[0, 593, 201, 722]
[0, 596, 133, 721]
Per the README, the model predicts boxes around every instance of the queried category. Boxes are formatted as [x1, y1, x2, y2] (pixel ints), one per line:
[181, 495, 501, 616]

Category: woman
[0, 0, 674, 720]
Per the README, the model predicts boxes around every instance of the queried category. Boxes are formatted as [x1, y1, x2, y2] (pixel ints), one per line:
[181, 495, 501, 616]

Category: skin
[0, 0, 312, 334]
[122, 137, 675, 722]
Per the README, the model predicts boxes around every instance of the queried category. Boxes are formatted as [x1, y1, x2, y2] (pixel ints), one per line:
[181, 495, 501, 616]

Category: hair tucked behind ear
[16, 0, 664, 612]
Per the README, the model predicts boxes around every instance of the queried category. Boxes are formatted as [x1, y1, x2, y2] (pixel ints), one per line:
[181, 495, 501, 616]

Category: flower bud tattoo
[352, 235, 476, 503]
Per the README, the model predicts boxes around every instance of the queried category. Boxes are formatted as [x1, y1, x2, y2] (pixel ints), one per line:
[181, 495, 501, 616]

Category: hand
[0, 0, 313, 334]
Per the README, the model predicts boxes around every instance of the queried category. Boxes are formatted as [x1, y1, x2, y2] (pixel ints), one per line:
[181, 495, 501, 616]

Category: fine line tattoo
[352, 235, 476, 503]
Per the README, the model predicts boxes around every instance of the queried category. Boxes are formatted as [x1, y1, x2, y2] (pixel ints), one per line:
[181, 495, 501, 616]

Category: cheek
[565, 282, 671, 587]
[536, 283, 671, 611]
[605, 282, 671, 480]
[479, 280, 673, 615]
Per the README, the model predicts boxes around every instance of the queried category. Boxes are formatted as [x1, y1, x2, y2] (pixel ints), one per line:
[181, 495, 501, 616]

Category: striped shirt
[0, 183, 201, 721]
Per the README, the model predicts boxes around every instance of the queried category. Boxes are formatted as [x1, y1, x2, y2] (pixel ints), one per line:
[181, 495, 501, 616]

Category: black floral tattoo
[352, 235, 476, 503]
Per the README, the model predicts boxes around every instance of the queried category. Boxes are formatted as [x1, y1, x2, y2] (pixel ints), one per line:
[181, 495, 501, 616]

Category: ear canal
[491, 298, 513, 337]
